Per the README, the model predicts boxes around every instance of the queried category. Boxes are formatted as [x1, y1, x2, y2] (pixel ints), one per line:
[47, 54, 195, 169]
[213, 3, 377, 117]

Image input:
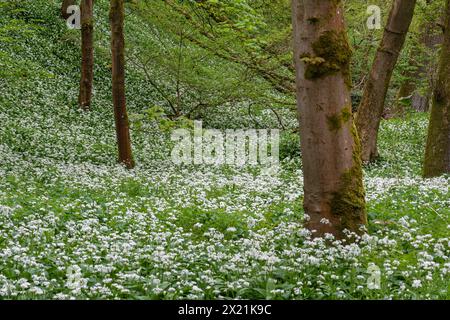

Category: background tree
[291, 0, 367, 239]
[79, 0, 94, 110]
[61, 0, 76, 20]
[394, 0, 443, 115]
[355, 0, 417, 163]
[110, 0, 134, 168]
[423, 0, 450, 177]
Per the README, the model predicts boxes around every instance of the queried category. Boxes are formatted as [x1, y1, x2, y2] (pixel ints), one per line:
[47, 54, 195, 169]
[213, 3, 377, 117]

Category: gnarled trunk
[291, 0, 367, 239]
[355, 0, 417, 163]
[423, 0, 450, 178]
[78, 0, 94, 110]
[110, 0, 134, 169]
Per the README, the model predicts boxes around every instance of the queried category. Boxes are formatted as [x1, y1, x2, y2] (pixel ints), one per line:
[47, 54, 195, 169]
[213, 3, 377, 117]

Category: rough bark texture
[110, 0, 134, 169]
[291, 0, 367, 239]
[423, 0, 450, 178]
[61, 0, 76, 20]
[355, 0, 417, 163]
[78, 0, 94, 110]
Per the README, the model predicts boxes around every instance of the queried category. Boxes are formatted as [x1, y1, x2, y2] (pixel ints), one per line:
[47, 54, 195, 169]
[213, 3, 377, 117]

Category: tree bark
[110, 0, 134, 169]
[78, 0, 94, 110]
[423, 0, 450, 178]
[291, 0, 367, 239]
[355, 0, 417, 163]
[61, 0, 76, 20]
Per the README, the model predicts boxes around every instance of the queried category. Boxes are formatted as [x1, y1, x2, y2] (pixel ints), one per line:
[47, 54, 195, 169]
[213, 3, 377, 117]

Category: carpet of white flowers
[0, 0, 449, 300]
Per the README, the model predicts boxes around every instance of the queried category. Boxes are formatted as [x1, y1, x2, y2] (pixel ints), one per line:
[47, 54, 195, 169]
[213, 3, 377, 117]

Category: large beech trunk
[78, 0, 94, 110]
[110, 0, 134, 169]
[355, 0, 417, 163]
[423, 0, 450, 178]
[61, 0, 76, 20]
[291, 0, 367, 239]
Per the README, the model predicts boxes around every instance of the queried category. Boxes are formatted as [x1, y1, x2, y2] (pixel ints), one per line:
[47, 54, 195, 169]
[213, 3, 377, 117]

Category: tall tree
[394, 1, 443, 114]
[78, 0, 94, 110]
[61, 0, 76, 20]
[110, 0, 134, 169]
[423, 0, 450, 177]
[355, 0, 417, 163]
[291, 0, 367, 239]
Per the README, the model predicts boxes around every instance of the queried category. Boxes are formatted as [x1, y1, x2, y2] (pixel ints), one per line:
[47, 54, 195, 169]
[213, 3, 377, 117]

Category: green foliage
[0, 0, 449, 301]
[130, 106, 193, 132]
[279, 131, 301, 160]
[126, 0, 295, 123]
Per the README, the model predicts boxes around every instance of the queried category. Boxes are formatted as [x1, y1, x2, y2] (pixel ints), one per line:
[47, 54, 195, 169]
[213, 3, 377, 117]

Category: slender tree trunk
[291, 0, 367, 239]
[61, 0, 76, 20]
[423, 0, 450, 178]
[395, 73, 418, 114]
[78, 0, 94, 110]
[355, 0, 417, 163]
[394, 45, 427, 115]
[394, 13, 443, 115]
[110, 0, 134, 169]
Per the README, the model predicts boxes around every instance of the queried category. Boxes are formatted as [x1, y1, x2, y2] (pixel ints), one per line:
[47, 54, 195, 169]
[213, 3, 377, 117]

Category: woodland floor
[0, 1, 449, 299]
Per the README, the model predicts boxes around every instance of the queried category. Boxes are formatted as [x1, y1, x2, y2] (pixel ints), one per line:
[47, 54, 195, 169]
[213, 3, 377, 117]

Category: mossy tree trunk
[61, 0, 76, 20]
[78, 0, 94, 110]
[355, 0, 417, 163]
[291, 0, 367, 239]
[423, 0, 450, 178]
[110, 0, 134, 169]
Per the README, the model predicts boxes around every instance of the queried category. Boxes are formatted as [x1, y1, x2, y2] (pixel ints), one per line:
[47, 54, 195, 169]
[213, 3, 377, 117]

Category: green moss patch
[300, 30, 352, 88]
[326, 106, 353, 132]
[330, 123, 367, 234]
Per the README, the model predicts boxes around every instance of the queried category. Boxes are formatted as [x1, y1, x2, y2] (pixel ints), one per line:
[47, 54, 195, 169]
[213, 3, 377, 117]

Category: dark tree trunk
[61, 0, 76, 20]
[110, 0, 134, 169]
[355, 0, 417, 163]
[78, 0, 94, 110]
[291, 0, 367, 239]
[423, 0, 450, 178]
